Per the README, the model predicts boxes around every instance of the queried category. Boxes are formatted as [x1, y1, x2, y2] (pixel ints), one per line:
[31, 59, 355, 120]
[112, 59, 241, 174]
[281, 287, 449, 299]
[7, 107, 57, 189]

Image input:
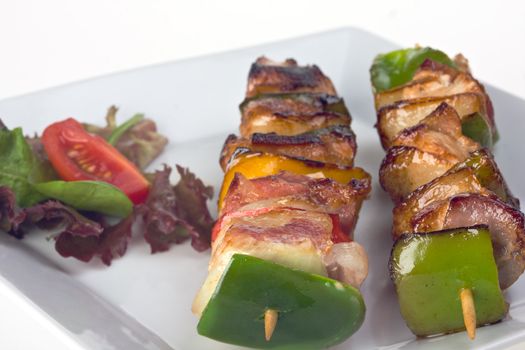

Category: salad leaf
[0, 186, 26, 234]
[141, 165, 213, 253]
[28, 201, 133, 265]
[0, 111, 213, 266]
[141, 165, 194, 253]
[25, 134, 58, 181]
[113, 118, 168, 169]
[173, 165, 214, 250]
[107, 113, 144, 145]
[7, 196, 134, 265]
[0, 127, 50, 207]
[55, 211, 134, 265]
[1, 164, 214, 264]
[55, 233, 101, 262]
[85, 106, 168, 169]
[34, 180, 133, 218]
[95, 214, 134, 265]
[25, 200, 104, 239]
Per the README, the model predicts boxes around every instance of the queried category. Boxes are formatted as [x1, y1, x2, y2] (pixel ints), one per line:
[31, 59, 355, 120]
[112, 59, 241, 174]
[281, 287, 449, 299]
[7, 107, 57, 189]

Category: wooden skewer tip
[460, 288, 476, 340]
[264, 309, 278, 341]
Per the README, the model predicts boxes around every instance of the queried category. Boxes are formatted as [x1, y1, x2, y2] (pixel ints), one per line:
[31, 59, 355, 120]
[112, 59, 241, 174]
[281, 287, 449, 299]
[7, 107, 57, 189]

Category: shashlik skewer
[370, 46, 525, 338]
[193, 57, 371, 349]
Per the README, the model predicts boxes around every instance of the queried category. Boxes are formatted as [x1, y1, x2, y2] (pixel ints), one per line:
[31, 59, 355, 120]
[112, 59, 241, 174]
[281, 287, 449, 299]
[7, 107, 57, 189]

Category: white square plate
[1, 27, 525, 350]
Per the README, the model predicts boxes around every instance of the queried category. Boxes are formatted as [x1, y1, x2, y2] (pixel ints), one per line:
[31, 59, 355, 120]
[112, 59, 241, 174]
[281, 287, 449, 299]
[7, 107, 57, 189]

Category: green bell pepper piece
[34, 180, 133, 217]
[239, 93, 349, 117]
[198, 254, 365, 349]
[461, 112, 496, 148]
[371, 47, 456, 92]
[390, 225, 507, 337]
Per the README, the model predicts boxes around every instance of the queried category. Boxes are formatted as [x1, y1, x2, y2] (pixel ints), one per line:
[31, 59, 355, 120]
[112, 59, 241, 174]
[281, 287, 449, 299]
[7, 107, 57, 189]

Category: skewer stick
[460, 288, 476, 340]
[264, 309, 278, 341]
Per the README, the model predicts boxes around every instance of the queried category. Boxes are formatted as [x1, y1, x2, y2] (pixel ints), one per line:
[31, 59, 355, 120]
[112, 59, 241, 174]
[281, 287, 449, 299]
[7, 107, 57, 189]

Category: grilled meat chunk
[377, 93, 487, 149]
[220, 125, 356, 170]
[375, 59, 492, 115]
[379, 103, 480, 202]
[240, 93, 349, 121]
[240, 93, 350, 137]
[246, 57, 337, 97]
[392, 167, 492, 238]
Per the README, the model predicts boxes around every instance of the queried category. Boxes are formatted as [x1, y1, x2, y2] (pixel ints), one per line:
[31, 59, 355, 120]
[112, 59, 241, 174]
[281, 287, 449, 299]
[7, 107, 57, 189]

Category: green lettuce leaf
[0, 127, 52, 207]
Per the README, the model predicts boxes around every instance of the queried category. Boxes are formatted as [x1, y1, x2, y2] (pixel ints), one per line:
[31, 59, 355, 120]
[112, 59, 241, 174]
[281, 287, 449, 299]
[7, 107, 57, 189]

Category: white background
[0, 1, 524, 349]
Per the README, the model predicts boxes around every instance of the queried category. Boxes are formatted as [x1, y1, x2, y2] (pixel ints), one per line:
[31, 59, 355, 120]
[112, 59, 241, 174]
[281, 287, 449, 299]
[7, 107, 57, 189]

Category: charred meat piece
[240, 93, 350, 137]
[379, 146, 454, 204]
[379, 104, 480, 202]
[414, 59, 495, 124]
[246, 57, 337, 97]
[240, 111, 349, 137]
[392, 148, 520, 238]
[377, 93, 487, 149]
[375, 59, 493, 118]
[392, 167, 492, 238]
[220, 125, 356, 171]
[240, 93, 349, 120]
[391, 103, 480, 160]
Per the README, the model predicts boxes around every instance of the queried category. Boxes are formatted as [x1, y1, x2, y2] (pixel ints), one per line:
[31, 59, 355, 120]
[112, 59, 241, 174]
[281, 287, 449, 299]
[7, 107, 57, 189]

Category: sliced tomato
[330, 214, 351, 243]
[42, 118, 149, 204]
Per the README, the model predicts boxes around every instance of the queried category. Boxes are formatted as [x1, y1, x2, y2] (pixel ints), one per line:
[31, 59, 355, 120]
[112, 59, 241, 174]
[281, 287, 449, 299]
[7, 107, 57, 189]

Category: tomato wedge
[42, 118, 149, 204]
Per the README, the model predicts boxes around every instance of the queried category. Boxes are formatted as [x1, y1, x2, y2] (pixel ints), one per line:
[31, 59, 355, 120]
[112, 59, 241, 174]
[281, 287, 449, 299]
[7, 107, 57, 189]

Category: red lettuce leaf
[25, 201, 104, 237]
[0, 186, 26, 236]
[29, 202, 136, 265]
[141, 165, 213, 253]
[0, 189, 133, 265]
[96, 214, 134, 265]
[54, 211, 134, 265]
[0, 163, 214, 265]
[173, 165, 214, 250]
[55, 232, 101, 262]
